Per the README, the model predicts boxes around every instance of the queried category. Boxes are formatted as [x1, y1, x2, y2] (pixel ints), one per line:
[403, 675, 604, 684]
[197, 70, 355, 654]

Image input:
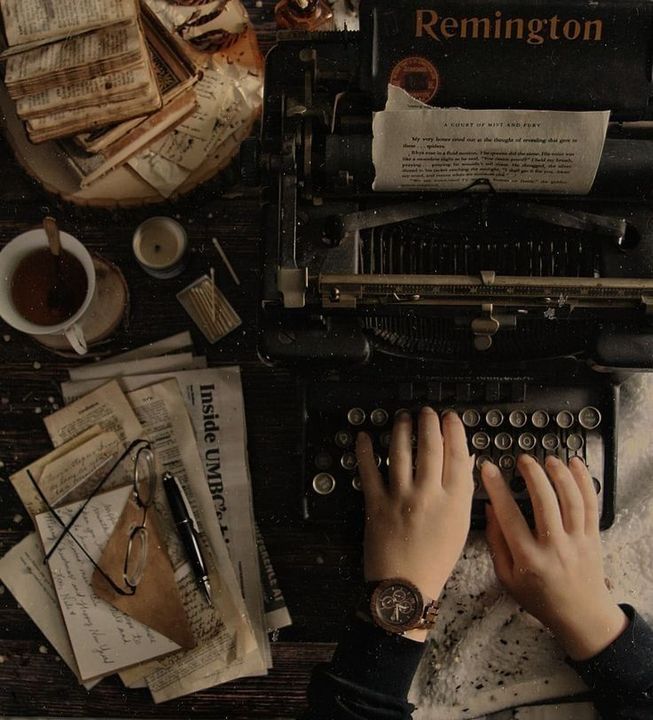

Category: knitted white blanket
[410, 374, 653, 720]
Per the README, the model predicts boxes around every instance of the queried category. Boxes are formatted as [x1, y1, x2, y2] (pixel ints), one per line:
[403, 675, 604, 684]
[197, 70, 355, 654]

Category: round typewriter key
[593, 477, 602, 494]
[347, 408, 366, 426]
[471, 432, 491, 450]
[518, 432, 537, 451]
[531, 410, 550, 429]
[485, 409, 504, 428]
[508, 410, 527, 428]
[541, 433, 560, 451]
[578, 406, 602, 430]
[335, 430, 353, 448]
[374, 453, 382, 467]
[476, 454, 492, 470]
[471, 432, 491, 451]
[380, 431, 392, 448]
[352, 476, 362, 492]
[462, 409, 481, 428]
[340, 452, 358, 470]
[499, 454, 516, 471]
[314, 452, 332, 470]
[566, 433, 584, 452]
[510, 475, 527, 494]
[312, 473, 336, 495]
[556, 410, 574, 429]
[494, 432, 513, 451]
[370, 408, 389, 426]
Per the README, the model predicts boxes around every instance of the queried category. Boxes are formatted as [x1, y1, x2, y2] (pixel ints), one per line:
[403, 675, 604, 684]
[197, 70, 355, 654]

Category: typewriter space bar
[320, 273, 653, 309]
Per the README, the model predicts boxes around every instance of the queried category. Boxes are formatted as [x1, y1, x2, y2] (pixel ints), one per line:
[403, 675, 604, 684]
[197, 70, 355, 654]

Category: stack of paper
[0, 332, 290, 702]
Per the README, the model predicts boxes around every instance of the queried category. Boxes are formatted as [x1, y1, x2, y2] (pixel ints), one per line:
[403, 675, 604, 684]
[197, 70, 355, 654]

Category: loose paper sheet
[35, 486, 181, 681]
[44, 380, 143, 448]
[68, 352, 200, 382]
[0, 532, 98, 688]
[373, 85, 610, 194]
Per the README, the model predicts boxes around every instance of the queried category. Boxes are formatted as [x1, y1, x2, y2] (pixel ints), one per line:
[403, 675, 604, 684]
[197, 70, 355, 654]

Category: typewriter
[257, 0, 653, 530]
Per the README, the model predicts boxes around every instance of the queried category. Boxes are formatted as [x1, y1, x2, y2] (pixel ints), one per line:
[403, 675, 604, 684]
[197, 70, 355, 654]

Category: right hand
[481, 454, 628, 661]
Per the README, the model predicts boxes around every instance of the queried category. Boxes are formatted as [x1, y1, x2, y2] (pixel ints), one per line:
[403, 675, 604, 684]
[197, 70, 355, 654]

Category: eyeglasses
[27, 438, 157, 596]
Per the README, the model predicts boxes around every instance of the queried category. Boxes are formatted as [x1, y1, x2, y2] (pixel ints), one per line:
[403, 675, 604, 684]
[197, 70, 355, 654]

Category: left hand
[356, 407, 475, 641]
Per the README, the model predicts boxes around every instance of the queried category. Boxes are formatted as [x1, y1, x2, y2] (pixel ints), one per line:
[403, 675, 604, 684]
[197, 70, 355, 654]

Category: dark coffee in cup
[10, 247, 88, 326]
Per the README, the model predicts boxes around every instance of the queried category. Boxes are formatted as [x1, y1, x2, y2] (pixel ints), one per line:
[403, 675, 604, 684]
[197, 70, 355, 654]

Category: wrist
[553, 602, 629, 661]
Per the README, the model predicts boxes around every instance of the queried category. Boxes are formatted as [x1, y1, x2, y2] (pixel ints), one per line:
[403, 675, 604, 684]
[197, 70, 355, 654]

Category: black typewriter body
[257, 0, 653, 531]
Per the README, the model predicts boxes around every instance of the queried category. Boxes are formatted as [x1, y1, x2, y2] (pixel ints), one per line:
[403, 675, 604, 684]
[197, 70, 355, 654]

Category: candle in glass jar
[132, 217, 188, 279]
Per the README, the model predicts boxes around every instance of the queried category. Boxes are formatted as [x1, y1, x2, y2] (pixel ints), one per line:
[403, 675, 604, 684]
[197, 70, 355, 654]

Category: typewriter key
[352, 476, 362, 492]
[374, 453, 382, 467]
[380, 432, 392, 448]
[370, 408, 389, 426]
[494, 432, 513, 451]
[578, 406, 602, 430]
[556, 410, 574, 429]
[476, 454, 492, 470]
[518, 433, 537, 451]
[462, 409, 481, 428]
[347, 408, 366, 426]
[541, 433, 560, 451]
[314, 452, 333, 470]
[531, 410, 550, 429]
[499, 454, 516, 471]
[312, 473, 336, 495]
[341, 452, 358, 470]
[471, 432, 491, 450]
[509, 410, 527, 428]
[566, 433, 584, 452]
[335, 430, 353, 448]
[486, 409, 504, 428]
[593, 477, 602, 494]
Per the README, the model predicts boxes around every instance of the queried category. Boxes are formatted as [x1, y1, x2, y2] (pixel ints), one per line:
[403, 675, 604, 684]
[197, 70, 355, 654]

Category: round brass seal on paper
[389, 56, 440, 104]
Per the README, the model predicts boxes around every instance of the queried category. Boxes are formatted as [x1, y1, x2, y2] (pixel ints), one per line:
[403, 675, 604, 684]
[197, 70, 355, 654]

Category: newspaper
[255, 524, 292, 632]
[63, 367, 276, 666]
[123, 379, 265, 701]
[373, 85, 610, 195]
[0, 0, 138, 49]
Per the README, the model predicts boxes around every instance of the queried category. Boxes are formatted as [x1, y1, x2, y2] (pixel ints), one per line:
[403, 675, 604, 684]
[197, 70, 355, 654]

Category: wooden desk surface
[0, 8, 361, 714]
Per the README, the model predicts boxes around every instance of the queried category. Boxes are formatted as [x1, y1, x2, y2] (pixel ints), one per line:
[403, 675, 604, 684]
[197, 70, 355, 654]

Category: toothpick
[212, 238, 241, 286]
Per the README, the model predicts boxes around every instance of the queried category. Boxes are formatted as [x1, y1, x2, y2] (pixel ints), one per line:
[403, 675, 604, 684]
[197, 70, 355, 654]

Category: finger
[388, 411, 413, 494]
[568, 456, 600, 535]
[441, 411, 474, 494]
[485, 503, 514, 583]
[518, 454, 564, 539]
[544, 455, 585, 534]
[481, 461, 534, 552]
[414, 406, 443, 487]
[356, 432, 384, 503]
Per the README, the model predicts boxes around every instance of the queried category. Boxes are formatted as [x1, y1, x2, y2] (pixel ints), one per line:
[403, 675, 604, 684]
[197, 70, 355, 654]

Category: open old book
[0, 0, 162, 143]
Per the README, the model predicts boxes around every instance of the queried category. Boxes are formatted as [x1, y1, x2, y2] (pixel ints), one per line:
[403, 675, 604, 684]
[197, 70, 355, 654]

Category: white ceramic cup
[0, 229, 96, 355]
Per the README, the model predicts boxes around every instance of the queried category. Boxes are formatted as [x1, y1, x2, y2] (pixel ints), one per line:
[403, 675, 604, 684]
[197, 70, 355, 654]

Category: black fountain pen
[162, 472, 213, 607]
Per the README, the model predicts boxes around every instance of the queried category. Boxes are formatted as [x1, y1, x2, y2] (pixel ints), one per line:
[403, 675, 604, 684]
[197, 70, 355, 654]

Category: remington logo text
[416, 10, 604, 45]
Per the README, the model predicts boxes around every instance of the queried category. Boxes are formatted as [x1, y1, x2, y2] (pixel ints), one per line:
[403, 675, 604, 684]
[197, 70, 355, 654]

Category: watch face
[371, 581, 423, 632]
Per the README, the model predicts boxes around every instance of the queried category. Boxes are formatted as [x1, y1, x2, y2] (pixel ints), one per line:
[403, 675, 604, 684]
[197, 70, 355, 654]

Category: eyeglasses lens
[124, 526, 149, 588]
[134, 447, 156, 507]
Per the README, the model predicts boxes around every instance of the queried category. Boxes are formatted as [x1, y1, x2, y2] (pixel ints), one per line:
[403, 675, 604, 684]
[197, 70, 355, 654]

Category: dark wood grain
[0, 6, 362, 715]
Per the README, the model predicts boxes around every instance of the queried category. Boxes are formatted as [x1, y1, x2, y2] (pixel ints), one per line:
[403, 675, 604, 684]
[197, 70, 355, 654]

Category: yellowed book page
[5, 22, 142, 85]
[16, 65, 151, 118]
[43, 379, 143, 448]
[10, 429, 126, 522]
[0, 533, 101, 688]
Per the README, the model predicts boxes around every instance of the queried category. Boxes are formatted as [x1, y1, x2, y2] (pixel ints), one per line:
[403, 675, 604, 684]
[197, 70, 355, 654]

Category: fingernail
[481, 460, 500, 476]
[421, 405, 436, 415]
[356, 431, 370, 443]
[441, 408, 457, 420]
[520, 453, 535, 464]
[545, 454, 560, 466]
[397, 410, 411, 420]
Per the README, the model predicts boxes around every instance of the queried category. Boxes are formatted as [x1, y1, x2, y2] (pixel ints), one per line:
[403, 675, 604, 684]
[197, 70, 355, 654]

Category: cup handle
[64, 323, 88, 355]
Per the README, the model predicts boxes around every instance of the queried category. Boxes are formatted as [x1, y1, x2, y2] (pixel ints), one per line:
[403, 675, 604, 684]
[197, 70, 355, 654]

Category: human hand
[356, 408, 474, 641]
[481, 454, 628, 661]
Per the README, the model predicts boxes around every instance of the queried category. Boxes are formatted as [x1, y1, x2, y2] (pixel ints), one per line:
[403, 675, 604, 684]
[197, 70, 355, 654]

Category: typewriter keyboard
[303, 381, 616, 530]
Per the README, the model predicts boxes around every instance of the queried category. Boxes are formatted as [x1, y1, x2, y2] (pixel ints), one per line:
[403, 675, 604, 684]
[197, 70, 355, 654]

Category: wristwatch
[362, 578, 439, 634]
